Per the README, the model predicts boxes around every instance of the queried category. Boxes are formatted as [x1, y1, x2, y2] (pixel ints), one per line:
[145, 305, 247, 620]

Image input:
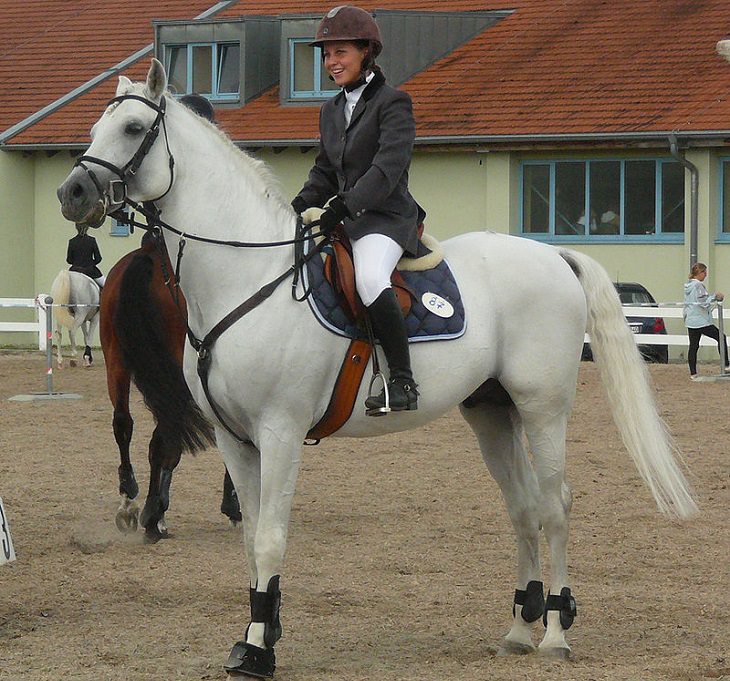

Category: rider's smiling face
[322, 41, 368, 89]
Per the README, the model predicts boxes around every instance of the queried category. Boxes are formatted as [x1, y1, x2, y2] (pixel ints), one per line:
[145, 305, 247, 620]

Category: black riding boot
[364, 288, 418, 415]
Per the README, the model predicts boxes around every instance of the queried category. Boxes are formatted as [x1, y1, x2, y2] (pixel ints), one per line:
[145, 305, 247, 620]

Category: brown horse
[101, 233, 240, 542]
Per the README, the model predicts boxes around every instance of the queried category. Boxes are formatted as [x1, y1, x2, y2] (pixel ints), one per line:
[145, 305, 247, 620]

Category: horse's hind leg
[459, 395, 543, 655]
[519, 408, 575, 658]
[140, 425, 182, 542]
[81, 322, 93, 366]
[54, 326, 64, 368]
[68, 327, 79, 367]
[104, 319, 140, 533]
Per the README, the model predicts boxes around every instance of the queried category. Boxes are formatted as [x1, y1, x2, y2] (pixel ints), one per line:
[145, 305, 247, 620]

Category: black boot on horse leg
[364, 288, 418, 415]
[224, 575, 282, 678]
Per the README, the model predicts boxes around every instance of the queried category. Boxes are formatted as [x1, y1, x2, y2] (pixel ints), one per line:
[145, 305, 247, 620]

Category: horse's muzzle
[57, 167, 106, 228]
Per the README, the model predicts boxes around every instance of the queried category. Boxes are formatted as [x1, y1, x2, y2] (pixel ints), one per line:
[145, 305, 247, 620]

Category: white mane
[116, 81, 293, 222]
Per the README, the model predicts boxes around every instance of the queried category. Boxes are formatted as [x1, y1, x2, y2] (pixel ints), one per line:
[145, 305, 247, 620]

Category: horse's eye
[124, 121, 145, 136]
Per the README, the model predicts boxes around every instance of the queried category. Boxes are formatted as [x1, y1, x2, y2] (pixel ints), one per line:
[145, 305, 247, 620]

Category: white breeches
[351, 233, 404, 307]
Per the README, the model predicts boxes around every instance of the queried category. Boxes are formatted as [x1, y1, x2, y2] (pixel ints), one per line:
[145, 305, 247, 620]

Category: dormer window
[165, 42, 240, 100]
[290, 39, 338, 99]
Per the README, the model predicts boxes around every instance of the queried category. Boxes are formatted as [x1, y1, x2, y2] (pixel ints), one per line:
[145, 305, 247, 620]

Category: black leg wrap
[542, 587, 577, 630]
[512, 580, 545, 623]
[250, 575, 283, 648]
[118, 466, 139, 499]
[223, 641, 276, 678]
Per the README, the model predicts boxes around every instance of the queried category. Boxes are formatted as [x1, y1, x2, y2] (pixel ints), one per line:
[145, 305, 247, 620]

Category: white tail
[561, 249, 698, 519]
[50, 270, 75, 329]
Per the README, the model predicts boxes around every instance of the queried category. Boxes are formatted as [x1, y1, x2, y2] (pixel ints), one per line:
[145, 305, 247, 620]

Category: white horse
[49, 269, 100, 368]
[57, 59, 696, 677]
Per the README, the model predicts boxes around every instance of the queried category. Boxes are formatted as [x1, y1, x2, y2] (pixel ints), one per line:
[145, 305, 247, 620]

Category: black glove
[291, 196, 308, 215]
[319, 196, 349, 236]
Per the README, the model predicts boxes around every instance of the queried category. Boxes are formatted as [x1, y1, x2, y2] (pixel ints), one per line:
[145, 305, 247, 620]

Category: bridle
[74, 94, 175, 214]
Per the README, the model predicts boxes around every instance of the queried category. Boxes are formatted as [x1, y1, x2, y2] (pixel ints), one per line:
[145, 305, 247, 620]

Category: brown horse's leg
[101, 263, 140, 533]
[140, 426, 182, 543]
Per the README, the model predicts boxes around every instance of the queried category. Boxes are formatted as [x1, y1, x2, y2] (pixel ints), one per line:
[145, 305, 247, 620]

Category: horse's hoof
[228, 518, 241, 529]
[115, 507, 139, 533]
[83, 357, 92, 367]
[224, 641, 276, 678]
[538, 646, 571, 661]
[498, 641, 535, 656]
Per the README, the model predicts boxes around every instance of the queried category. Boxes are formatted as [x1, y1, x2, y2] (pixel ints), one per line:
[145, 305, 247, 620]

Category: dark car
[582, 282, 668, 363]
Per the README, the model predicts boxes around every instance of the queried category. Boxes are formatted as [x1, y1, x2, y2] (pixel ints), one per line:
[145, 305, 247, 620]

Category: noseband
[74, 94, 175, 213]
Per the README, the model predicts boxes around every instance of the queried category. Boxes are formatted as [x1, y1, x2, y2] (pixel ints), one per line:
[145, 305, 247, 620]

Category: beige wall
[2, 143, 730, 363]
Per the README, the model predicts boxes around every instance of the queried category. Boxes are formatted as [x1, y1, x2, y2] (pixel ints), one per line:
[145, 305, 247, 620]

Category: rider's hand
[291, 196, 307, 216]
[716, 292, 725, 302]
[319, 197, 349, 236]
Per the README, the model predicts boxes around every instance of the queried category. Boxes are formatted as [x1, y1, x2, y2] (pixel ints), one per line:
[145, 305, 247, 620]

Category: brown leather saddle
[306, 226, 415, 441]
[323, 227, 414, 322]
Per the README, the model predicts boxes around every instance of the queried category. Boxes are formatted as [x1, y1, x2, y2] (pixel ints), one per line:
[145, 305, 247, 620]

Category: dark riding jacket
[67, 233, 103, 279]
[293, 68, 424, 256]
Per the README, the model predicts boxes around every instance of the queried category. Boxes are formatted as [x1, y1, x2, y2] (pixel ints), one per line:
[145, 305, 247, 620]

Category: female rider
[292, 5, 424, 414]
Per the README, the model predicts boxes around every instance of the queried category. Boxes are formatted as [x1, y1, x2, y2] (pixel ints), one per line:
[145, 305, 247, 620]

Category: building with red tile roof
[2, 0, 730, 357]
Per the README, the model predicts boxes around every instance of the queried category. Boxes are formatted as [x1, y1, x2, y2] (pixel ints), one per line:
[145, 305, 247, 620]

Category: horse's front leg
[218, 426, 303, 679]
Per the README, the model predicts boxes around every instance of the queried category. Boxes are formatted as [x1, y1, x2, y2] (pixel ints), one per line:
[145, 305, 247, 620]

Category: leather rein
[76, 92, 327, 444]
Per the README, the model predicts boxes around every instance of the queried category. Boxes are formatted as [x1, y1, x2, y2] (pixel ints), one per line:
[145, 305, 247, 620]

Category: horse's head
[57, 59, 174, 228]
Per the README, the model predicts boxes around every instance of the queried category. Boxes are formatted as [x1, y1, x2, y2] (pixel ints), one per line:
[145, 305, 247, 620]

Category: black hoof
[142, 525, 169, 544]
[224, 641, 276, 678]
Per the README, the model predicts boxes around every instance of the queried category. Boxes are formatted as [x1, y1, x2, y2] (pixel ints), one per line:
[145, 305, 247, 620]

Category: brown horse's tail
[116, 253, 214, 454]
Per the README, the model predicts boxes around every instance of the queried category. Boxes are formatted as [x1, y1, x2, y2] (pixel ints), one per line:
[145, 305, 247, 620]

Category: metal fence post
[718, 301, 728, 376]
[45, 296, 54, 394]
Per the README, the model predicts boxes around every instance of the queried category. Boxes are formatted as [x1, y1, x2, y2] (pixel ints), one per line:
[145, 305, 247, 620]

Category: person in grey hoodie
[683, 262, 728, 378]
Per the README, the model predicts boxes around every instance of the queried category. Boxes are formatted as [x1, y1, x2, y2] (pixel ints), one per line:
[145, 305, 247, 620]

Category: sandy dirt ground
[0, 351, 729, 681]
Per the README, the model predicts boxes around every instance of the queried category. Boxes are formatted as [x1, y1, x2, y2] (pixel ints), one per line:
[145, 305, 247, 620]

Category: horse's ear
[146, 58, 167, 100]
[116, 76, 133, 96]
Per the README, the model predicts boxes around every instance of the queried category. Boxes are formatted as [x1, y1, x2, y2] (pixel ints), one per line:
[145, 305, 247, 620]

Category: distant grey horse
[49, 269, 100, 367]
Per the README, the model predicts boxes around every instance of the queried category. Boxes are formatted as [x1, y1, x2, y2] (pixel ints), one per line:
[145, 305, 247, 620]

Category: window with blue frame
[289, 38, 339, 99]
[721, 159, 730, 236]
[165, 43, 240, 100]
[110, 211, 130, 237]
[521, 159, 685, 240]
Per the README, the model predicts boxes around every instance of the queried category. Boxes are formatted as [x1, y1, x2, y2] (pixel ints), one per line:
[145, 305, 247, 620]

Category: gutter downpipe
[668, 134, 699, 268]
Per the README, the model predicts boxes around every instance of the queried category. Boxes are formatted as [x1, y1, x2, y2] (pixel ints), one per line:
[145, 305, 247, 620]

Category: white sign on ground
[0, 496, 16, 565]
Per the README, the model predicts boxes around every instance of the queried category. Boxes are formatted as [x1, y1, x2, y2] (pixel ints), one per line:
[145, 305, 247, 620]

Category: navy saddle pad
[302, 242, 466, 342]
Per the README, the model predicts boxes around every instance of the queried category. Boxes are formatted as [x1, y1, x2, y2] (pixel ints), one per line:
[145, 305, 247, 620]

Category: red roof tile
[3, 0, 730, 147]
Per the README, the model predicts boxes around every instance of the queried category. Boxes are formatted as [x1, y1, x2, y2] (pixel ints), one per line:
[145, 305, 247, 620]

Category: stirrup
[366, 370, 391, 416]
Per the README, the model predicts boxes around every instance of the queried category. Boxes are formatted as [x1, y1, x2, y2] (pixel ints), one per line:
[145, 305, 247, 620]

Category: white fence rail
[0, 297, 50, 351]
[585, 302, 729, 349]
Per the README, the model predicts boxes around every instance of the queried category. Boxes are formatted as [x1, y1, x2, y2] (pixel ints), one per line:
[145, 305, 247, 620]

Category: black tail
[116, 254, 215, 454]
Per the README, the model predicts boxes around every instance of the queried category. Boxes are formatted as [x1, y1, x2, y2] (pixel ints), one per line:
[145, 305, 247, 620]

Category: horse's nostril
[71, 183, 84, 199]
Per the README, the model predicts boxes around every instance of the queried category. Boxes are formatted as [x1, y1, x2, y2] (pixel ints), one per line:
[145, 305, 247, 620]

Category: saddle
[307, 225, 428, 441]
[323, 226, 414, 323]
